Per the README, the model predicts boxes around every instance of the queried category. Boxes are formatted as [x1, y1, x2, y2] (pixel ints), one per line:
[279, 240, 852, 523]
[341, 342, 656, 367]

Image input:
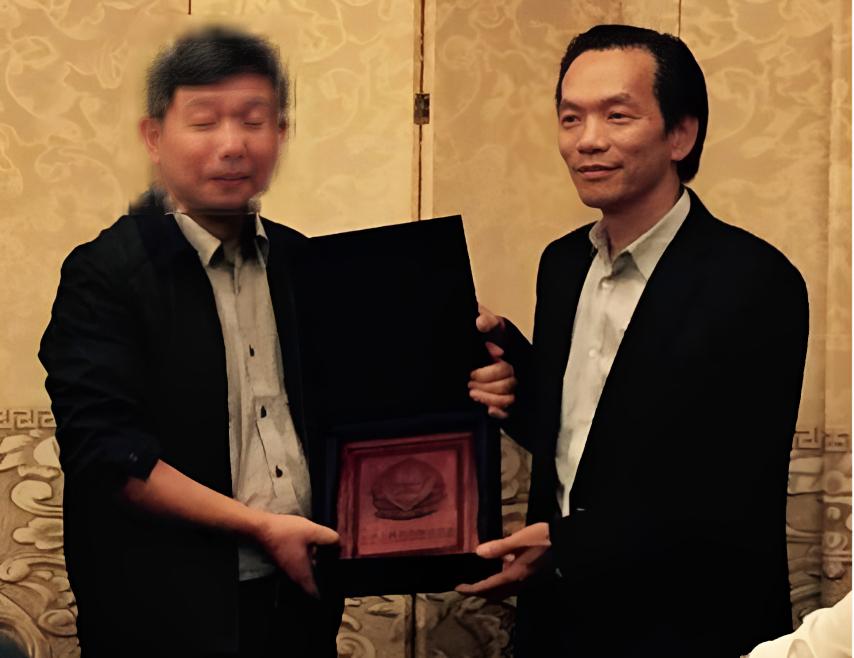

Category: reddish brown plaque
[337, 432, 479, 558]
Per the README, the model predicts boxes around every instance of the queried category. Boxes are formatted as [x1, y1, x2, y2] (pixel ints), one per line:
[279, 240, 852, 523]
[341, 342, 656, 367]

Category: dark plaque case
[291, 216, 502, 596]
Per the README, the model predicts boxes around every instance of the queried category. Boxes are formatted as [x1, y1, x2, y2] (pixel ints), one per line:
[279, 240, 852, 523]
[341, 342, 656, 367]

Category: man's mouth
[577, 164, 618, 173]
[576, 164, 619, 179]
[213, 174, 250, 181]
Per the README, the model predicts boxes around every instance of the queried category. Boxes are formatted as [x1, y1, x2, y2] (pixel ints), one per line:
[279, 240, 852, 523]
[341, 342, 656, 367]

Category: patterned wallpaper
[1, 0, 417, 408]
[0, 0, 850, 655]
[427, 0, 851, 632]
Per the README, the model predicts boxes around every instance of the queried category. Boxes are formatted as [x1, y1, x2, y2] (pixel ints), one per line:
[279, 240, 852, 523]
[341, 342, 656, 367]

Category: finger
[455, 568, 517, 597]
[288, 553, 321, 598]
[474, 536, 516, 560]
[469, 389, 514, 409]
[468, 378, 516, 395]
[469, 361, 514, 384]
[476, 314, 499, 334]
[475, 305, 500, 334]
[488, 406, 509, 420]
[478, 525, 550, 558]
[485, 341, 504, 361]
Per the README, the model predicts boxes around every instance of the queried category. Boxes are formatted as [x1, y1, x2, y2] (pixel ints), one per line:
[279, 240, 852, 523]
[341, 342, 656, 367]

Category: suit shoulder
[712, 219, 804, 284]
[260, 216, 308, 243]
[704, 219, 807, 310]
[541, 222, 595, 263]
[60, 214, 147, 279]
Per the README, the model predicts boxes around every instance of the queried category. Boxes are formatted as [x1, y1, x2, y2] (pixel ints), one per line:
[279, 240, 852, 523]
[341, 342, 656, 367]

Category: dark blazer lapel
[263, 221, 308, 451]
[569, 191, 717, 504]
[132, 208, 232, 492]
[604, 190, 715, 387]
[133, 209, 226, 370]
[527, 228, 595, 520]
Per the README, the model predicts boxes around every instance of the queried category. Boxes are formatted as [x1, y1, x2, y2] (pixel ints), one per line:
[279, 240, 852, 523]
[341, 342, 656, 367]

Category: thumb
[476, 312, 499, 334]
[311, 523, 340, 545]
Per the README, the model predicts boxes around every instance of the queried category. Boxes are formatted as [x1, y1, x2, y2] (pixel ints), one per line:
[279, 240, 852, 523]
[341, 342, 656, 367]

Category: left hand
[456, 522, 551, 599]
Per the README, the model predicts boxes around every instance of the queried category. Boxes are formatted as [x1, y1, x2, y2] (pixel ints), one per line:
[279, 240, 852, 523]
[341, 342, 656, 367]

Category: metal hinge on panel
[414, 93, 430, 125]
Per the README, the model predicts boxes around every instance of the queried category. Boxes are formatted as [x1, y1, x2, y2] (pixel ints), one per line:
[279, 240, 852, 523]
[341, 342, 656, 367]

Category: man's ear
[669, 115, 699, 163]
[139, 117, 163, 164]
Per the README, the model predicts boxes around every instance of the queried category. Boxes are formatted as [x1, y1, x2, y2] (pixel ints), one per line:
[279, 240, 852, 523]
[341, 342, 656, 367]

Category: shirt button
[128, 452, 138, 463]
[588, 348, 598, 359]
[249, 345, 255, 357]
[275, 465, 283, 478]
[260, 406, 267, 418]
[600, 279, 613, 290]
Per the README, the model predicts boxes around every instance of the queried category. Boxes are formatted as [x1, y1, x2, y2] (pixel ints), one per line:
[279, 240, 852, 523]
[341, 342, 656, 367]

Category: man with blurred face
[40, 26, 341, 658]
[464, 24, 808, 658]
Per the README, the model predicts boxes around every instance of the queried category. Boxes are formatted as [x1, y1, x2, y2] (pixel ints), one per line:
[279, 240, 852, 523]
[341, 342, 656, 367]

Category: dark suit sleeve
[547, 249, 809, 583]
[39, 242, 161, 491]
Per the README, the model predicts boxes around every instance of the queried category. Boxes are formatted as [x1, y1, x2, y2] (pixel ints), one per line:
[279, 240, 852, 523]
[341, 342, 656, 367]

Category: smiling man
[40, 27, 341, 658]
[463, 25, 809, 658]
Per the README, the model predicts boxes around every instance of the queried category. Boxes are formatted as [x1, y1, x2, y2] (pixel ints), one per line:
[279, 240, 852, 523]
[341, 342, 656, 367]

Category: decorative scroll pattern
[338, 596, 411, 658]
[788, 428, 852, 622]
[0, 410, 77, 657]
[412, 435, 529, 657]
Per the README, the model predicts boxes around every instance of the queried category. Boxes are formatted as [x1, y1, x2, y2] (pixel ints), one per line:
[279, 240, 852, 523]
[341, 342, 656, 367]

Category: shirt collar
[172, 211, 269, 267]
[588, 189, 691, 280]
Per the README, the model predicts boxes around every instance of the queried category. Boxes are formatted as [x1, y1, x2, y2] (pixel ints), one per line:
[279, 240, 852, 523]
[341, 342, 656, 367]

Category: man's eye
[609, 112, 629, 120]
[244, 121, 264, 127]
[561, 115, 579, 126]
[190, 122, 214, 128]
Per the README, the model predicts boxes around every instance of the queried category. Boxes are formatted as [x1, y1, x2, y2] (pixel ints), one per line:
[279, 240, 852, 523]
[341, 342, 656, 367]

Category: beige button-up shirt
[174, 212, 312, 580]
[556, 190, 690, 516]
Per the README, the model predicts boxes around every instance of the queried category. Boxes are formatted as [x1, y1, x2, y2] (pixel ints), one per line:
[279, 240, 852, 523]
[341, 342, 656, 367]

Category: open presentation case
[291, 216, 502, 596]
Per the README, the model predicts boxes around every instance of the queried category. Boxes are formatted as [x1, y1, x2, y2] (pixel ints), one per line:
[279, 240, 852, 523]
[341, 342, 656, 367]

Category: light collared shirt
[556, 190, 690, 515]
[173, 211, 312, 580]
[746, 592, 851, 658]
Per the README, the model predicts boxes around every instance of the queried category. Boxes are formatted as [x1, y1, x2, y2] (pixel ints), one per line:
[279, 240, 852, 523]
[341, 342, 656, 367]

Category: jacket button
[275, 466, 283, 478]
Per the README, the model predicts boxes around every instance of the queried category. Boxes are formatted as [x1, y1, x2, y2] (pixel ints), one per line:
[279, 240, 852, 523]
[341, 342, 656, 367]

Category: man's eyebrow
[559, 93, 637, 111]
[182, 97, 274, 109]
[241, 97, 275, 108]
[183, 98, 212, 109]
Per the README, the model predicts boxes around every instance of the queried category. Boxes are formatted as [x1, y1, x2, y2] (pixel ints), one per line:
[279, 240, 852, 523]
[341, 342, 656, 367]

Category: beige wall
[426, 0, 851, 634]
[0, 0, 850, 655]
[0, 0, 418, 408]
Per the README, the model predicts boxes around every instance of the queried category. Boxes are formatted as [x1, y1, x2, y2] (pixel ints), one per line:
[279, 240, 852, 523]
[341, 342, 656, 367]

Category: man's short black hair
[146, 25, 288, 128]
[555, 24, 708, 182]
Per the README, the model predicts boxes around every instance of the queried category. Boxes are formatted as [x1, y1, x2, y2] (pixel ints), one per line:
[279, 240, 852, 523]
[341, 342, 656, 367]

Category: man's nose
[576, 117, 608, 153]
[218, 121, 247, 159]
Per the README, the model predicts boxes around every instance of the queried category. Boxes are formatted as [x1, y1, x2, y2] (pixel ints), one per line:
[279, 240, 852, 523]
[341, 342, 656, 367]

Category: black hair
[555, 24, 708, 182]
[146, 25, 288, 128]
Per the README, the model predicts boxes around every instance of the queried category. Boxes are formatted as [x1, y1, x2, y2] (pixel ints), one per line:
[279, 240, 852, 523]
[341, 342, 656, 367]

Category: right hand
[469, 304, 516, 419]
[255, 513, 339, 598]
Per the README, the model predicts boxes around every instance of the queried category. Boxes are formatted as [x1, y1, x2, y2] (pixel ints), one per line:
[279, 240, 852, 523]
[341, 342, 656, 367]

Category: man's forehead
[561, 47, 656, 100]
[172, 74, 276, 104]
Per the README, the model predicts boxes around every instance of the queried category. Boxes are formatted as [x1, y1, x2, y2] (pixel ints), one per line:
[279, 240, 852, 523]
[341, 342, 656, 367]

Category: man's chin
[188, 195, 262, 216]
[576, 191, 615, 212]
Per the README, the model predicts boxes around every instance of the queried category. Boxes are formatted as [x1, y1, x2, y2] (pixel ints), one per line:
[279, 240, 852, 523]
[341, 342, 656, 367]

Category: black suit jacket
[39, 194, 338, 657]
[505, 190, 808, 658]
